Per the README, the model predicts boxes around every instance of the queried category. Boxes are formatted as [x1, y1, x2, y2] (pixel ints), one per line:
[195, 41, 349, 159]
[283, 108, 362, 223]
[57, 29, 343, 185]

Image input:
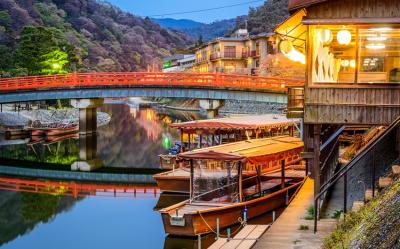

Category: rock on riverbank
[0, 109, 111, 130]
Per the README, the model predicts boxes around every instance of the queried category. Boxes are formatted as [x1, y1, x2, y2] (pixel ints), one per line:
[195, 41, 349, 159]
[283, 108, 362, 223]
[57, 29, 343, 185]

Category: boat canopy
[178, 136, 304, 165]
[170, 114, 300, 133]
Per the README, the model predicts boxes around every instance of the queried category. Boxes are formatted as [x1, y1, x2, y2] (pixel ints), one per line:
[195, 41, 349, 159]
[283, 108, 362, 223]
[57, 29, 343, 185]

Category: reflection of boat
[154, 193, 189, 211]
[159, 136, 305, 236]
[5, 129, 29, 138]
[44, 133, 79, 145]
[164, 234, 215, 249]
[154, 136, 303, 193]
[45, 126, 78, 136]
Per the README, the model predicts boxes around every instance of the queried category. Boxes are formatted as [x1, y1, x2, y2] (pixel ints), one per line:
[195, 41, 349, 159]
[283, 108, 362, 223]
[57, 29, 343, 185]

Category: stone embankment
[0, 109, 111, 131]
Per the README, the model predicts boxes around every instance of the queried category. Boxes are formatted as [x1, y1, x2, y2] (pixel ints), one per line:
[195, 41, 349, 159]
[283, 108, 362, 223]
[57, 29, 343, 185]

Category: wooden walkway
[253, 178, 338, 249]
[209, 225, 269, 249]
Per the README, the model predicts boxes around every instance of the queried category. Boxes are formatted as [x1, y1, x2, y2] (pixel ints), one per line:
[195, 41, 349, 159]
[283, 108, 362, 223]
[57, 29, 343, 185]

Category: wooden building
[282, 0, 400, 220]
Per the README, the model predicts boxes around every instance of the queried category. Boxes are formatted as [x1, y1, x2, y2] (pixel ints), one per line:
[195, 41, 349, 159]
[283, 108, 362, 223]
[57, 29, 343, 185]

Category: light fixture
[367, 36, 387, 41]
[279, 40, 306, 64]
[369, 27, 392, 32]
[337, 30, 352, 45]
[318, 29, 333, 44]
[350, 59, 356, 68]
[366, 43, 386, 49]
[341, 60, 350, 67]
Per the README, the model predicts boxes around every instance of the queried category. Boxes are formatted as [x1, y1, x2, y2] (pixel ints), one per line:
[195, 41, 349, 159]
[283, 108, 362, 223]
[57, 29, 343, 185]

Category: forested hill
[154, 18, 237, 42]
[235, 0, 289, 34]
[0, 0, 190, 76]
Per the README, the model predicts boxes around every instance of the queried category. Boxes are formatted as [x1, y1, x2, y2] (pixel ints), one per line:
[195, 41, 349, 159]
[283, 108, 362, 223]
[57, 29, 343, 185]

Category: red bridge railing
[0, 72, 304, 92]
[0, 176, 159, 199]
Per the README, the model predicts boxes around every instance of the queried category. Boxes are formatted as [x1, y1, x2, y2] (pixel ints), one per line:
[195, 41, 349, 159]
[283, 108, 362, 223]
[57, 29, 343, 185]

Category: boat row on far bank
[159, 114, 300, 170]
[159, 136, 305, 236]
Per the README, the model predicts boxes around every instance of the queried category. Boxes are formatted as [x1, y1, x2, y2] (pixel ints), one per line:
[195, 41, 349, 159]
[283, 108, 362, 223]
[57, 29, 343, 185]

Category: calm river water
[0, 99, 277, 249]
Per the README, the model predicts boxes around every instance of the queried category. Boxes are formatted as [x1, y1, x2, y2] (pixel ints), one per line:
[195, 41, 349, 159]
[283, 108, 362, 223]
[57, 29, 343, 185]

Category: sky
[106, 0, 265, 23]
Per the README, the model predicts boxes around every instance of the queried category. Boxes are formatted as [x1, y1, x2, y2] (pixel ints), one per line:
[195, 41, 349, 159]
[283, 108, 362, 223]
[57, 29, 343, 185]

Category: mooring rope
[198, 211, 245, 238]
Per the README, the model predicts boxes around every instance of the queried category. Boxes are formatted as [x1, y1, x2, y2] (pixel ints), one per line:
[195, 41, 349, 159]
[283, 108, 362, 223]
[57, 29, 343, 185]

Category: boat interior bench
[243, 179, 292, 200]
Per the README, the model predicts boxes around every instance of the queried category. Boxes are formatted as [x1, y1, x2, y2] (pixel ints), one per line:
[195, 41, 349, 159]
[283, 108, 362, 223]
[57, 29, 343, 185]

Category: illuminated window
[311, 25, 400, 84]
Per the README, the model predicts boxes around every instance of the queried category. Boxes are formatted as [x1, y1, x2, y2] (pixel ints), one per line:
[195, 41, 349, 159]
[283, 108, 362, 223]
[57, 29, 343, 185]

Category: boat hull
[160, 181, 302, 236]
[154, 173, 190, 194]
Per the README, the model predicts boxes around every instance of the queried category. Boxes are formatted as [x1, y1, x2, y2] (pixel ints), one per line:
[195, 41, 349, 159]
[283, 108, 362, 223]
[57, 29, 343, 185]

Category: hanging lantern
[279, 40, 293, 54]
[318, 29, 333, 44]
[337, 30, 352, 45]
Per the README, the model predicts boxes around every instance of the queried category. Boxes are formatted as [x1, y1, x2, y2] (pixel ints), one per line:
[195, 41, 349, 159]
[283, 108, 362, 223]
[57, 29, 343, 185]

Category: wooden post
[372, 149, 376, 198]
[344, 172, 347, 214]
[281, 159, 286, 189]
[180, 129, 184, 152]
[313, 125, 321, 201]
[239, 161, 243, 202]
[199, 134, 202, 148]
[190, 159, 194, 203]
[188, 133, 191, 150]
[212, 134, 215, 146]
[289, 126, 294, 137]
[256, 165, 262, 194]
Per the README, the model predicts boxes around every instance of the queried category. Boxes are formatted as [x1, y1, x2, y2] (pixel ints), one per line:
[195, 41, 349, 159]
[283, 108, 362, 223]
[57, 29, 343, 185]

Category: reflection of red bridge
[0, 72, 303, 92]
[0, 177, 159, 199]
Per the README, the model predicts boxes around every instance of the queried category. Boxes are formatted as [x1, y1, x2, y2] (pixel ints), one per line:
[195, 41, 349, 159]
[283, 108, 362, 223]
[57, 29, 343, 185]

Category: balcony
[287, 86, 304, 119]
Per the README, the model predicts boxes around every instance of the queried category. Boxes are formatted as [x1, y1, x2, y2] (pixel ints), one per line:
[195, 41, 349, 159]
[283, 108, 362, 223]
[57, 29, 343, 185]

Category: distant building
[162, 54, 196, 72]
[192, 32, 278, 75]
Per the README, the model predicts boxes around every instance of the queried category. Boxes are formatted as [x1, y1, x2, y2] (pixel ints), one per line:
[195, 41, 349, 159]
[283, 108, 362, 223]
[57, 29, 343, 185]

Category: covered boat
[159, 136, 305, 236]
[159, 114, 300, 170]
[154, 136, 303, 193]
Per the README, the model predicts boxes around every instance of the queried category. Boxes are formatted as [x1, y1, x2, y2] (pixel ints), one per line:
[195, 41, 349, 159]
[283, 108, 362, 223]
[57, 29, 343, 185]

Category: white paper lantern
[337, 30, 352, 45]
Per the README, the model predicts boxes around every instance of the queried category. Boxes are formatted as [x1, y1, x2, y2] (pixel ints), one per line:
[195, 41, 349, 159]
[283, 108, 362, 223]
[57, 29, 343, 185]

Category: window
[224, 46, 236, 58]
[311, 25, 400, 84]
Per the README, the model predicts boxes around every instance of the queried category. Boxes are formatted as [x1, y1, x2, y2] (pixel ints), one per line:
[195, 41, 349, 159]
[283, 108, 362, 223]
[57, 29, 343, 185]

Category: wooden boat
[28, 128, 46, 137]
[4, 129, 29, 139]
[159, 154, 179, 170]
[154, 136, 303, 193]
[159, 136, 305, 236]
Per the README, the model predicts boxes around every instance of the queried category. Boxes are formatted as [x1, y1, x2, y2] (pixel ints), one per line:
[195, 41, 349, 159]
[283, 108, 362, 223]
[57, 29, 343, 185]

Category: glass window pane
[311, 26, 357, 84]
[358, 27, 400, 83]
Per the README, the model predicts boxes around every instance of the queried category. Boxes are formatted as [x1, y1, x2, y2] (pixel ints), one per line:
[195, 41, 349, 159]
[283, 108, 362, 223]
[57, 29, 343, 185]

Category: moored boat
[154, 136, 303, 193]
[159, 136, 305, 236]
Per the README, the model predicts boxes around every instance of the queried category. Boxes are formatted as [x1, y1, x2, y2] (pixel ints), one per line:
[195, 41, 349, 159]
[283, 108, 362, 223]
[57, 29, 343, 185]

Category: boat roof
[178, 136, 304, 164]
[170, 114, 300, 132]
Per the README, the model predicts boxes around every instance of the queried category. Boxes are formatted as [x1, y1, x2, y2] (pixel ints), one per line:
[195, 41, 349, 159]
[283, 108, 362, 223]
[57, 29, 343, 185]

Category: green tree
[0, 45, 14, 75]
[0, 11, 11, 27]
[16, 26, 58, 75]
[40, 49, 69, 74]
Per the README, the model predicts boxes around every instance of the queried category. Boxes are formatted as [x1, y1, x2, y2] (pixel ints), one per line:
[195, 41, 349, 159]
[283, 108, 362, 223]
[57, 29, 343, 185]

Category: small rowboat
[159, 136, 305, 236]
[45, 126, 78, 136]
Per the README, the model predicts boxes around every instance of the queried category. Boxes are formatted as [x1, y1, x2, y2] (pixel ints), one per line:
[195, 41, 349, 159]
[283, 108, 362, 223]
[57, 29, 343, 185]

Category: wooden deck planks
[208, 225, 269, 249]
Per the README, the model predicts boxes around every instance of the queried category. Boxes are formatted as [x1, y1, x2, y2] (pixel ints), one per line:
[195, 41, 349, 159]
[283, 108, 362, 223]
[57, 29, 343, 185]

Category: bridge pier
[199, 99, 225, 119]
[71, 99, 104, 134]
[71, 133, 103, 171]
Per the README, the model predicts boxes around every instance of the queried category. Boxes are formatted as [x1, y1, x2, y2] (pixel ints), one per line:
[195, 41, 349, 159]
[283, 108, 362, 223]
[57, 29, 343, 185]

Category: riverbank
[324, 176, 400, 249]
[0, 109, 111, 131]
[152, 98, 285, 115]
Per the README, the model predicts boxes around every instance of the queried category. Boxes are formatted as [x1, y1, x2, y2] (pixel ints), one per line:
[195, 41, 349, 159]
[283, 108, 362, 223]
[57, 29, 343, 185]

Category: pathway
[253, 178, 338, 249]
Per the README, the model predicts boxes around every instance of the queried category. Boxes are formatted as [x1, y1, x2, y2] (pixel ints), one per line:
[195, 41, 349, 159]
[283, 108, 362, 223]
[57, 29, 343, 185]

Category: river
[0, 99, 278, 249]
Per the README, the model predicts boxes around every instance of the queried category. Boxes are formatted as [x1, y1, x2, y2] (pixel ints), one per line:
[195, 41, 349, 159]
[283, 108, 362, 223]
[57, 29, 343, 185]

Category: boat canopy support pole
[239, 161, 243, 203]
[281, 160, 286, 189]
[190, 159, 194, 203]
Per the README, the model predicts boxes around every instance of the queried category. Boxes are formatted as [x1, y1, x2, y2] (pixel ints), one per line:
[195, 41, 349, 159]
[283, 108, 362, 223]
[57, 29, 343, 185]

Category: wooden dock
[208, 225, 269, 249]
[253, 178, 338, 249]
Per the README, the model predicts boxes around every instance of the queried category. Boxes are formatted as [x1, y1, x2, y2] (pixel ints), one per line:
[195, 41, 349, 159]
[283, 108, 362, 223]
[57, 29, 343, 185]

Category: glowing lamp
[279, 40, 293, 54]
[337, 30, 352, 45]
[318, 29, 332, 44]
[366, 43, 386, 50]
[52, 63, 61, 69]
[350, 59, 356, 68]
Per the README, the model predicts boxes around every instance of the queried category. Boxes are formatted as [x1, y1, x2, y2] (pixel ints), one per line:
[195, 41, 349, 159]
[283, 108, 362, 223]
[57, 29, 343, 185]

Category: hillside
[0, 0, 190, 76]
[153, 18, 203, 30]
[154, 18, 237, 41]
[234, 0, 289, 34]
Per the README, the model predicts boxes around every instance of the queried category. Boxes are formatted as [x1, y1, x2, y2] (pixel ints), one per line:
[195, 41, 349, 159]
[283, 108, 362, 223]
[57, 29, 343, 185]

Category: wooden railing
[0, 72, 304, 93]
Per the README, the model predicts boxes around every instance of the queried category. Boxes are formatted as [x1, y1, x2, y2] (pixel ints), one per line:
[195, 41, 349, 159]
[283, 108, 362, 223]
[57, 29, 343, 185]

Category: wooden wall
[304, 86, 400, 124]
[306, 0, 400, 19]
